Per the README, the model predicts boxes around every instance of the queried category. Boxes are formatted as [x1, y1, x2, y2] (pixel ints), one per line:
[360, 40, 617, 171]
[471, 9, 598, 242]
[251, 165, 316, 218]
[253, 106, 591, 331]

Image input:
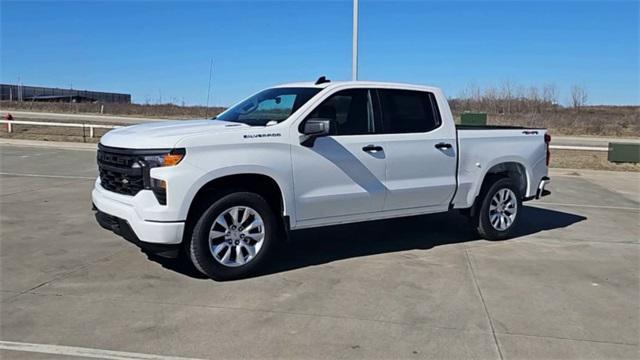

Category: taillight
[544, 133, 551, 166]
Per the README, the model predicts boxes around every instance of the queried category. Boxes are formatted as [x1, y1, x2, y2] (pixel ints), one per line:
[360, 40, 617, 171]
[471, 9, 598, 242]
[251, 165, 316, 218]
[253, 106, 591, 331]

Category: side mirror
[300, 119, 333, 147]
[303, 119, 332, 135]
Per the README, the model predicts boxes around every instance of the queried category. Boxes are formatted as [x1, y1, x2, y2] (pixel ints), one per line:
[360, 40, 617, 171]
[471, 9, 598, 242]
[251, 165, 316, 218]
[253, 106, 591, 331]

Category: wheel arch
[481, 161, 528, 197]
[469, 161, 529, 210]
[182, 172, 288, 243]
[468, 161, 528, 219]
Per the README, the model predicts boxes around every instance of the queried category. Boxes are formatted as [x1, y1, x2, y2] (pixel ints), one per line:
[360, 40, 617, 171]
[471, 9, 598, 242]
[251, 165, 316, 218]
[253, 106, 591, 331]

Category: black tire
[189, 191, 277, 281]
[474, 177, 522, 240]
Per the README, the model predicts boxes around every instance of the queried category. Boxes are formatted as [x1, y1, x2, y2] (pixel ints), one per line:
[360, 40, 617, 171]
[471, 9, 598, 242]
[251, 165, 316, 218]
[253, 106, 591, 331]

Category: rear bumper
[536, 176, 551, 199]
[524, 176, 551, 201]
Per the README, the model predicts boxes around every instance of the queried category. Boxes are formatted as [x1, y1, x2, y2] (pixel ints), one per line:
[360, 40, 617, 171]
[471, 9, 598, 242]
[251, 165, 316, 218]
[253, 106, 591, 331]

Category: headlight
[131, 148, 185, 205]
[141, 148, 186, 168]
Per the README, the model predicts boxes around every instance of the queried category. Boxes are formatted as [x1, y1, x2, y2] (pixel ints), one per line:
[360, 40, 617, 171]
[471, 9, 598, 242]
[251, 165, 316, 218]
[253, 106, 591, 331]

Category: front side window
[378, 89, 441, 134]
[216, 87, 321, 126]
[305, 89, 374, 136]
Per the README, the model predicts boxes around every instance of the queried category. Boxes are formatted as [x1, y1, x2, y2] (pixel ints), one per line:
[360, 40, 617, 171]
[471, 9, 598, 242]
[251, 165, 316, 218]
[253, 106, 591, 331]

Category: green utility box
[460, 112, 487, 125]
[608, 142, 640, 163]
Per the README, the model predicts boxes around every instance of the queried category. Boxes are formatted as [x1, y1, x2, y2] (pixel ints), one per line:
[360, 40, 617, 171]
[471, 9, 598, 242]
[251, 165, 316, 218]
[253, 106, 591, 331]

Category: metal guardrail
[0, 119, 122, 138]
[0, 119, 613, 152]
[549, 145, 608, 152]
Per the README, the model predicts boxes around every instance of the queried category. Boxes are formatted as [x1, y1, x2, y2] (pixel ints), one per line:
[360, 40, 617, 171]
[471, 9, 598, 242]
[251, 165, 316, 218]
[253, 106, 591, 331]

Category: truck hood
[100, 119, 249, 149]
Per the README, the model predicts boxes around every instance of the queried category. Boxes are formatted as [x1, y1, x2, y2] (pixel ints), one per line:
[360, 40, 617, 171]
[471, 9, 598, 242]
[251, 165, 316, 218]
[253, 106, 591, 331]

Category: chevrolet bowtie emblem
[121, 177, 129, 185]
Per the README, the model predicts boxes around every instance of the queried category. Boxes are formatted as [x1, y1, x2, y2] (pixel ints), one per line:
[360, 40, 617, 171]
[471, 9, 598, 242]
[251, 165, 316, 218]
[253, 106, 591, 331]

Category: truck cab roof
[272, 80, 441, 93]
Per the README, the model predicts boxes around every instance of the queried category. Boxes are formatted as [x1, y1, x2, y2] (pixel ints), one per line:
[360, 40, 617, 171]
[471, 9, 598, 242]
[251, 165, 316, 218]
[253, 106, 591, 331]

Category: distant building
[0, 84, 131, 103]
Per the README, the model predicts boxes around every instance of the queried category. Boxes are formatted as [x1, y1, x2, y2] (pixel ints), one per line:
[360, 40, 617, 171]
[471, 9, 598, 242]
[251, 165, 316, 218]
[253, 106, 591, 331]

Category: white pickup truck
[93, 78, 550, 280]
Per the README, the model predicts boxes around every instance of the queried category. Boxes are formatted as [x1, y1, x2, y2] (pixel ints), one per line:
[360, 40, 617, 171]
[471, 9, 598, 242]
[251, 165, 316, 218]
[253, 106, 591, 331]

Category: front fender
[177, 164, 294, 222]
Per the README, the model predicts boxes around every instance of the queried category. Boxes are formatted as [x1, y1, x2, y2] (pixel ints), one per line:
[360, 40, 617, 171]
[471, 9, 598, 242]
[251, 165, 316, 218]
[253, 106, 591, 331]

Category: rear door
[376, 88, 458, 211]
[291, 88, 387, 221]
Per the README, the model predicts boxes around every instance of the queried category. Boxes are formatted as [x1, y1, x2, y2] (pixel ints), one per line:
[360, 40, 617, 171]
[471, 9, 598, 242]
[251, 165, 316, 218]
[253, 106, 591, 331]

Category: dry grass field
[0, 101, 225, 119]
[550, 149, 639, 172]
[460, 107, 639, 137]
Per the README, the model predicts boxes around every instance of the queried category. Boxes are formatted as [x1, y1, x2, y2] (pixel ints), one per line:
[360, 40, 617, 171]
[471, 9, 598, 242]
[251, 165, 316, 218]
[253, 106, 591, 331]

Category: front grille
[97, 145, 145, 196]
[99, 167, 144, 195]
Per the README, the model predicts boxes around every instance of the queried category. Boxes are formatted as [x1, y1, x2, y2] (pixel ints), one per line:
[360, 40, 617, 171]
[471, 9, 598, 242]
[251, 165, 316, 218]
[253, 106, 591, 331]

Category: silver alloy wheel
[208, 206, 265, 267]
[489, 188, 518, 231]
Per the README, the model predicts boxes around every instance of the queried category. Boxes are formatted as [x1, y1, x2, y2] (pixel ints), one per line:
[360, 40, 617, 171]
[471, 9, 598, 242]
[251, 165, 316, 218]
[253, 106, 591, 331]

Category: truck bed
[451, 126, 549, 209]
[456, 124, 544, 130]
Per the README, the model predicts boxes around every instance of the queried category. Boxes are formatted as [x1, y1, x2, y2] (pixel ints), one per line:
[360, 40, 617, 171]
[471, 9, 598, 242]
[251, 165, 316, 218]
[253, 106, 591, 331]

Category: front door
[291, 88, 387, 221]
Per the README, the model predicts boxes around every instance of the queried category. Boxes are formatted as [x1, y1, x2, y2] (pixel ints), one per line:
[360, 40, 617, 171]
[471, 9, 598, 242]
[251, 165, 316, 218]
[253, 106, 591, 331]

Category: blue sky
[1, 0, 638, 106]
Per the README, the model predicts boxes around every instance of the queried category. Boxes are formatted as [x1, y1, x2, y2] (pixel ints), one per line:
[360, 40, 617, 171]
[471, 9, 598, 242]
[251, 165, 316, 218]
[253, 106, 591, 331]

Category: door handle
[362, 144, 383, 152]
[435, 142, 452, 149]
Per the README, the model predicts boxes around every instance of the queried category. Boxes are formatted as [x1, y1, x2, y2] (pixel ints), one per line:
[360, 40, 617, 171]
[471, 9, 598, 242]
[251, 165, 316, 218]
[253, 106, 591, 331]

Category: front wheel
[474, 178, 522, 240]
[189, 192, 277, 280]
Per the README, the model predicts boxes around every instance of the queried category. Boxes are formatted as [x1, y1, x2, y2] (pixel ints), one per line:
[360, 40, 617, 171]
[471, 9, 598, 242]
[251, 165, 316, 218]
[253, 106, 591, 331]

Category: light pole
[352, 0, 358, 81]
[205, 58, 214, 118]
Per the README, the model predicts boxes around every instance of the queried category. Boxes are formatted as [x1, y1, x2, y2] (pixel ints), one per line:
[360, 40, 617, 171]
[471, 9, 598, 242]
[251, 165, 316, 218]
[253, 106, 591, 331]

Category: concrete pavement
[0, 144, 638, 359]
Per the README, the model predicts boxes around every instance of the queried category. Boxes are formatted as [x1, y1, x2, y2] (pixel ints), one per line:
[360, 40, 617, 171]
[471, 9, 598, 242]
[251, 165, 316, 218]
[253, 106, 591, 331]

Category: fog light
[151, 178, 167, 205]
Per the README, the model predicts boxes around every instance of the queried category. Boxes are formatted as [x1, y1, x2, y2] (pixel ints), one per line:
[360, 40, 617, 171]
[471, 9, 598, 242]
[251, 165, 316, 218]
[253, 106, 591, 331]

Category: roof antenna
[315, 76, 330, 85]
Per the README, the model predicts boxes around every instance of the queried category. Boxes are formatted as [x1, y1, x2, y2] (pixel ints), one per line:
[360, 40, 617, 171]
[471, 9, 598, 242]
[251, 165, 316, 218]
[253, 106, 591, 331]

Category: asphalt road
[4, 110, 639, 148]
[1, 143, 638, 359]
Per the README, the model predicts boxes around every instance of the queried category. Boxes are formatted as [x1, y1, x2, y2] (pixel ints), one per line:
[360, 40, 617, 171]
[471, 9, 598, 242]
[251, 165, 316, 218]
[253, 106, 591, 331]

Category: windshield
[215, 87, 321, 126]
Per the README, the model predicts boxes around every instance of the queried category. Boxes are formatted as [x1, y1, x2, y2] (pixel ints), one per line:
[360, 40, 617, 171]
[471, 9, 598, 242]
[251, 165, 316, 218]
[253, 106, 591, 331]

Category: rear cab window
[377, 89, 441, 134]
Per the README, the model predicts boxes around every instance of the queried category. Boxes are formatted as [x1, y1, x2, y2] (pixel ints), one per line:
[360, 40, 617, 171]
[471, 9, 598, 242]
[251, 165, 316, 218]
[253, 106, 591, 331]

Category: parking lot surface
[1, 143, 638, 359]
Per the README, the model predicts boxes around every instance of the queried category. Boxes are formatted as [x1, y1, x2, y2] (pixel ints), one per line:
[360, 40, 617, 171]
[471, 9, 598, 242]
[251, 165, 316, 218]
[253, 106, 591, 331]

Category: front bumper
[94, 208, 181, 258]
[92, 181, 184, 246]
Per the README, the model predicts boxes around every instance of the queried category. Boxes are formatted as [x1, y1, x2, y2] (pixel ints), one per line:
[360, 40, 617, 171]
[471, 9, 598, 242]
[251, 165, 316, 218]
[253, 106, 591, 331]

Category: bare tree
[500, 80, 515, 114]
[527, 86, 540, 112]
[542, 84, 558, 105]
[570, 85, 588, 108]
[484, 86, 499, 113]
[450, 81, 566, 115]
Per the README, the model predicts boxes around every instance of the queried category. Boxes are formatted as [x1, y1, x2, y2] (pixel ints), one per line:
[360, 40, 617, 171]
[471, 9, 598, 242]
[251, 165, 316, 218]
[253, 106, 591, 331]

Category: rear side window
[378, 89, 441, 134]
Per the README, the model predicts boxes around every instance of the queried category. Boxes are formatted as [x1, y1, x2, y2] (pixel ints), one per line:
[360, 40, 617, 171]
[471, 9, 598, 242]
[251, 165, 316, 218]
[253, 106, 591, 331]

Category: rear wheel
[474, 178, 522, 240]
[189, 191, 277, 280]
